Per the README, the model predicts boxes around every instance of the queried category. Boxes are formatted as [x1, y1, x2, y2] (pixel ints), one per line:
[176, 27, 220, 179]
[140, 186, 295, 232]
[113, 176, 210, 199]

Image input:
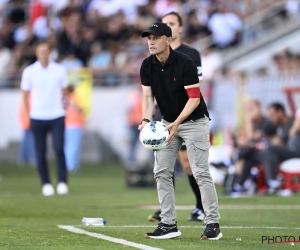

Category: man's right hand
[138, 122, 148, 142]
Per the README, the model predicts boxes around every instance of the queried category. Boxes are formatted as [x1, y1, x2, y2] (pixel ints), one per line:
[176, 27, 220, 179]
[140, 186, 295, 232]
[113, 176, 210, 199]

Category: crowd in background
[0, 0, 299, 88]
[0, 0, 300, 196]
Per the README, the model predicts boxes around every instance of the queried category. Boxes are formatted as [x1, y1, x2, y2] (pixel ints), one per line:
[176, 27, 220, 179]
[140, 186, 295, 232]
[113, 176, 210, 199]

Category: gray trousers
[154, 117, 220, 225]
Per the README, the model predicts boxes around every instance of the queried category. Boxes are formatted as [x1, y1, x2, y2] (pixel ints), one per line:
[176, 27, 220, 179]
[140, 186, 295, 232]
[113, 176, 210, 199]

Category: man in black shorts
[139, 21, 221, 240]
[148, 12, 205, 223]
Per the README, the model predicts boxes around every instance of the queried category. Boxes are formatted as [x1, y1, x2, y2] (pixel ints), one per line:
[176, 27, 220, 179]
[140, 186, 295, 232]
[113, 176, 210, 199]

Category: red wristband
[186, 87, 200, 98]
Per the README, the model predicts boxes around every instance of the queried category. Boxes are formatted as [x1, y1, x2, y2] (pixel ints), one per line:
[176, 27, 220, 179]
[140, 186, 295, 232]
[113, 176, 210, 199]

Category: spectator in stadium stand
[207, 4, 242, 49]
[60, 48, 83, 70]
[185, 10, 211, 42]
[0, 39, 11, 88]
[21, 41, 69, 197]
[147, 11, 206, 225]
[88, 42, 112, 76]
[139, 21, 222, 240]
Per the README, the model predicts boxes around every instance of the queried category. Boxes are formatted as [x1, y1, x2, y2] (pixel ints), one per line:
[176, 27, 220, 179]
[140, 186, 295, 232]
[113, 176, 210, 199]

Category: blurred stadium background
[1, 1, 300, 249]
[0, 0, 300, 177]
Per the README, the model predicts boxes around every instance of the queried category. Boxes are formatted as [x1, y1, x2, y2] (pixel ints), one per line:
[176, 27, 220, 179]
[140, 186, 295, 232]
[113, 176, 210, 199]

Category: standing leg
[51, 117, 67, 183]
[27, 129, 36, 166]
[144, 131, 183, 239]
[19, 129, 29, 166]
[153, 134, 182, 225]
[178, 148, 204, 222]
[180, 117, 222, 240]
[65, 127, 82, 172]
[181, 119, 220, 225]
[30, 119, 50, 185]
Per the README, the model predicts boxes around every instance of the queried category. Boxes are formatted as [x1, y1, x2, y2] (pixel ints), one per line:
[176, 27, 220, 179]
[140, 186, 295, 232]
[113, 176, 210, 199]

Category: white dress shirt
[21, 61, 68, 120]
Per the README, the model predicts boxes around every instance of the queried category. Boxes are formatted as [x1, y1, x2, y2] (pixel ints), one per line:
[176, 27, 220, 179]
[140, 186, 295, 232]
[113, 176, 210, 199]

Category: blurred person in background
[21, 41, 69, 196]
[232, 102, 294, 195]
[0, 39, 11, 88]
[185, 9, 210, 43]
[263, 108, 300, 194]
[147, 11, 206, 224]
[18, 93, 36, 167]
[207, 3, 242, 49]
[126, 87, 143, 163]
[64, 84, 85, 172]
[88, 42, 112, 85]
[267, 102, 294, 146]
[60, 48, 83, 70]
[57, 9, 84, 62]
[231, 99, 276, 195]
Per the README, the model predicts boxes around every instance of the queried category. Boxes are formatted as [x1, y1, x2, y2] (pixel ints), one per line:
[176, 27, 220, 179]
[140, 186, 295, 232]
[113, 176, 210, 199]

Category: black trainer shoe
[188, 208, 205, 222]
[201, 223, 223, 240]
[147, 209, 161, 222]
[144, 222, 181, 239]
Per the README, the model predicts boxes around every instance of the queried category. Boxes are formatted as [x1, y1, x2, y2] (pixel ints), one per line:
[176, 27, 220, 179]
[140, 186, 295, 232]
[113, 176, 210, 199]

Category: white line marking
[58, 225, 164, 250]
[139, 205, 300, 210]
[100, 225, 300, 230]
[66, 225, 300, 230]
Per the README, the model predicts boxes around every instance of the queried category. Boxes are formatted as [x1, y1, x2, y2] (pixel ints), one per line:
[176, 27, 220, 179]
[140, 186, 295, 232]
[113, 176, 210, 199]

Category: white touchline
[82, 225, 300, 230]
[139, 205, 300, 210]
[58, 225, 164, 250]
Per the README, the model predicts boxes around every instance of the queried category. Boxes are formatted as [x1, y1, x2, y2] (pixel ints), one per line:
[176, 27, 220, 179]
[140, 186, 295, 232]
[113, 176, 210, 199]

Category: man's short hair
[268, 102, 286, 113]
[162, 11, 183, 27]
[34, 40, 51, 49]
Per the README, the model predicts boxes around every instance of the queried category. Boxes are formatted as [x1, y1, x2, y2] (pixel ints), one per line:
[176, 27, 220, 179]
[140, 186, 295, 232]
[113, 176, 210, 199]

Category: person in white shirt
[21, 41, 69, 196]
[208, 5, 242, 48]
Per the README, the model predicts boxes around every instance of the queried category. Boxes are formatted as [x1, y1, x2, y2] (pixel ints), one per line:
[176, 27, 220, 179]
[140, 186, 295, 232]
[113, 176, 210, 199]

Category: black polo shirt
[176, 44, 202, 80]
[140, 47, 209, 123]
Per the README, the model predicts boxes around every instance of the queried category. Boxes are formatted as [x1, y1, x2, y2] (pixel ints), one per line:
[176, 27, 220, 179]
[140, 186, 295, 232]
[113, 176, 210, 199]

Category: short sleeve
[20, 67, 31, 91]
[140, 60, 150, 86]
[296, 109, 300, 118]
[60, 67, 68, 88]
[183, 60, 199, 86]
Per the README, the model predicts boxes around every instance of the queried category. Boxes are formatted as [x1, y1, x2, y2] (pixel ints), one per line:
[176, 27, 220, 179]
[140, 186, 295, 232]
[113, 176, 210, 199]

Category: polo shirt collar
[35, 60, 53, 69]
[151, 47, 176, 65]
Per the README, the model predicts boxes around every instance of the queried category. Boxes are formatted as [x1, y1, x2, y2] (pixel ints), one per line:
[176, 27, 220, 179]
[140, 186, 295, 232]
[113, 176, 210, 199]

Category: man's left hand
[165, 122, 179, 144]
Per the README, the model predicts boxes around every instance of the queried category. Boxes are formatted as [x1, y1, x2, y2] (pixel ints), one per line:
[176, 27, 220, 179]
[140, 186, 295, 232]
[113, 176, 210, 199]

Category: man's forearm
[142, 97, 155, 121]
[174, 98, 200, 125]
[22, 91, 30, 117]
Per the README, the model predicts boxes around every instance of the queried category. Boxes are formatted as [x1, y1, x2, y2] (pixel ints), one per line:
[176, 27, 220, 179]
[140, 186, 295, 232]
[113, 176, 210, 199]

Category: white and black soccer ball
[140, 121, 169, 151]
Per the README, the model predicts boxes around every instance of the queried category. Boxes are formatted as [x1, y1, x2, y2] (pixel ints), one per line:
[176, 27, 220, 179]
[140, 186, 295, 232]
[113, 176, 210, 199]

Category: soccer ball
[140, 121, 169, 151]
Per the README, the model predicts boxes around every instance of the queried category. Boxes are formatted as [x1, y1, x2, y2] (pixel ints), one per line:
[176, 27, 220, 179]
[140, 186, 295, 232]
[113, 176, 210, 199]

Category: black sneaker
[144, 222, 181, 239]
[147, 209, 161, 222]
[188, 208, 205, 222]
[201, 223, 223, 240]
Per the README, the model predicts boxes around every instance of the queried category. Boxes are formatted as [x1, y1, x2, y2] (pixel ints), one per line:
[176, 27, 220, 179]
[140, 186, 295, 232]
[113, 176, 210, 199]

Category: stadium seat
[279, 158, 300, 191]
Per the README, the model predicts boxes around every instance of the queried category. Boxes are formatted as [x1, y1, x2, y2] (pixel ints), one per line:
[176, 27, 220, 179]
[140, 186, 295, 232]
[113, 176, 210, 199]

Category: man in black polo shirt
[148, 12, 205, 223]
[139, 22, 222, 240]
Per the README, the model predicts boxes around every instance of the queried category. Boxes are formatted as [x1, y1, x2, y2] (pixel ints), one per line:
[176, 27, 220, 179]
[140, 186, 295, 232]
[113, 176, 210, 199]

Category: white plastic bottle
[82, 217, 106, 226]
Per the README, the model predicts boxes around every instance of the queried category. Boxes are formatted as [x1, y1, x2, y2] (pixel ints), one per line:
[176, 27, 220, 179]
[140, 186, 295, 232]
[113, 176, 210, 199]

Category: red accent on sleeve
[186, 87, 200, 98]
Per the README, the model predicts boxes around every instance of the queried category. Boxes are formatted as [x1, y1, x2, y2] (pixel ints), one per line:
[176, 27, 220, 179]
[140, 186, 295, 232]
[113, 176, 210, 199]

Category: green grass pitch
[0, 162, 299, 249]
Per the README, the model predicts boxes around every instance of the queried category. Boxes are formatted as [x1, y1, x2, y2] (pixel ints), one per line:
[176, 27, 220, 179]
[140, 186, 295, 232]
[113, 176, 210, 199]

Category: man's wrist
[141, 118, 151, 124]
